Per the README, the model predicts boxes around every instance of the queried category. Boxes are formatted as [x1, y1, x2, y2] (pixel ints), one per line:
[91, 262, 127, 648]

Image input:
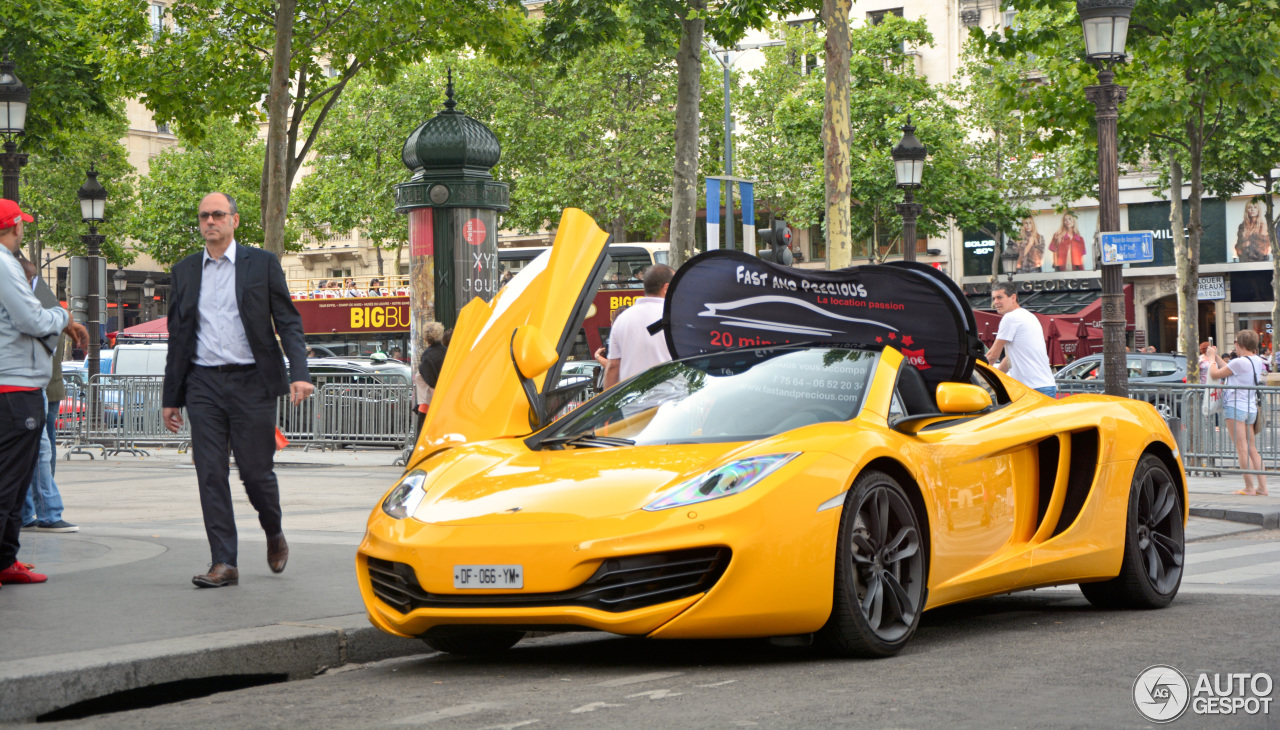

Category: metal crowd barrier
[61, 373, 415, 459]
[1057, 379, 1280, 477]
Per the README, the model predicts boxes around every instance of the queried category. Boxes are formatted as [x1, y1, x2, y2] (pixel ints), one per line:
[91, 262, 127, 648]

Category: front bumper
[357, 453, 852, 639]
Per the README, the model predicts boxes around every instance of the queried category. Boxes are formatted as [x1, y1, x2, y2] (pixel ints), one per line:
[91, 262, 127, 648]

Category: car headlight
[381, 469, 428, 519]
[644, 454, 800, 512]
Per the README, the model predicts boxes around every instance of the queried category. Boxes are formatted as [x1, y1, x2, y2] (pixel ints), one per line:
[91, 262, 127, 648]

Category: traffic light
[757, 220, 794, 265]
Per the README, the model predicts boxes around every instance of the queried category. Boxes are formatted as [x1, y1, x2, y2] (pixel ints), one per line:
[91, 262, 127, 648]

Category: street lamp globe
[1077, 0, 1136, 63]
[891, 116, 926, 189]
[1000, 243, 1020, 278]
[78, 166, 107, 223]
[143, 276, 155, 299]
[113, 267, 128, 293]
[0, 53, 29, 138]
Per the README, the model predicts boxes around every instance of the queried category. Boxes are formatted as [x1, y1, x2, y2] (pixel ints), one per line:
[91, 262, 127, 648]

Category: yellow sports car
[357, 209, 1186, 658]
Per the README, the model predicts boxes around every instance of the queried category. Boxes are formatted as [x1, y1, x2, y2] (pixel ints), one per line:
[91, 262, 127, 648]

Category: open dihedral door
[659, 251, 984, 390]
[417, 209, 612, 453]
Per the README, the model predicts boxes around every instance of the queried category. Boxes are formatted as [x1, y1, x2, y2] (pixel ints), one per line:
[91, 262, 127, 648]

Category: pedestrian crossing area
[1181, 539, 1280, 595]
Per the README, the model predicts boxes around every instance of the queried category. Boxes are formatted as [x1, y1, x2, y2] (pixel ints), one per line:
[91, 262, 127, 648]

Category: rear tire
[816, 470, 928, 658]
[420, 627, 525, 656]
[1079, 454, 1184, 609]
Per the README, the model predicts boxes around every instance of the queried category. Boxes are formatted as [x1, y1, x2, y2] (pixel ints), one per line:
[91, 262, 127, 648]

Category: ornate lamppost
[78, 167, 107, 378]
[0, 52, 30, 203]
[142, 276, 156, 322]
[1079, 0, 1135, 398]
[1001, 243, 1020, 282]
[113, 267, 128, 331]
[892, 117, 926, 263]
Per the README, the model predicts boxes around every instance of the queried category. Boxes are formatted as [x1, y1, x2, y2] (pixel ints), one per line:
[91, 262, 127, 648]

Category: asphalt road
[35, 531, 1280, 730]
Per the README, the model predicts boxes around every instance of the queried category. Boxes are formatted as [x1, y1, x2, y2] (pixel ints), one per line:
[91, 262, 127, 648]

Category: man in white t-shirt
[985, 281, 1057, 397]
[603, 264, 675, 388]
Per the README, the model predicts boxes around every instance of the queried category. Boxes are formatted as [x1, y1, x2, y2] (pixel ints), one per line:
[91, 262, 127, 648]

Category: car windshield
[538, 347, 878, 446]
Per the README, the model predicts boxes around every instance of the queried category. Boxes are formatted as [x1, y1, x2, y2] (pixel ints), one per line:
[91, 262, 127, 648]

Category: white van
[111, 342, 169, 376]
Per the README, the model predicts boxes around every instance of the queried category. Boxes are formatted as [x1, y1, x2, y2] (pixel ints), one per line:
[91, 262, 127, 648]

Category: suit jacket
[163, 244, 310, 408]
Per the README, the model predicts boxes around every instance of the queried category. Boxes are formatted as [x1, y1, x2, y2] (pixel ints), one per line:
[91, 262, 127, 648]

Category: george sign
[296, 296, 410, 334]
[661, 251, 981, 389]
[964, 278, 1102, 295]
[1198, 275, 1225, 301]
[1100, 231, 1155, 264]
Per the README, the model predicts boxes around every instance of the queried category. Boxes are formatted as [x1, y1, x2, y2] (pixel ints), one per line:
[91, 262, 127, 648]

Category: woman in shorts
[1206, 329, 1269, 496]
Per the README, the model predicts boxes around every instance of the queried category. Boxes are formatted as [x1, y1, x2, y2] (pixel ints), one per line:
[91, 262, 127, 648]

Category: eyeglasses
[198, 211, 231, 221]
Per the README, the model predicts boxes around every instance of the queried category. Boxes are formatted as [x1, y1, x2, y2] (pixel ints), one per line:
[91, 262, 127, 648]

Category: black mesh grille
[368, 547, 730, 615]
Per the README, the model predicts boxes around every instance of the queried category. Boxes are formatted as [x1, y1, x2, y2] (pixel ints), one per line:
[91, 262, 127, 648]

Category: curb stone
[1189, 503, 1280, 529]
[0, 614, 420, 722]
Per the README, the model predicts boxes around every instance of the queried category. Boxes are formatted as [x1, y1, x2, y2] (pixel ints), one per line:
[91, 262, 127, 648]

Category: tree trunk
[1171, 155, 1195, 379]
[822, 0, 853, 270]
[375, 243, 384, 277]
[261, 0, 296, 258]
[1184, 124, 1203, 369]
[666, 0, 704, 269]
[611, 214, 628, 243]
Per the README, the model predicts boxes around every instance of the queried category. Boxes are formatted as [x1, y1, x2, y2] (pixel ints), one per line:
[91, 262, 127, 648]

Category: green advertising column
[395, 72, 509, 362]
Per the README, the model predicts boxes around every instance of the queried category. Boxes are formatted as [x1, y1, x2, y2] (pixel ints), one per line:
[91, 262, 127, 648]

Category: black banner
[663, 251, 981, 388]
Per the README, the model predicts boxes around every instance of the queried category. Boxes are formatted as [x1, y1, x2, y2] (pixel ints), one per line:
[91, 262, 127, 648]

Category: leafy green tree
[739, 17, 1045, 265]
[129, 121, 276, 265]
[972, 0, 1280, 377]
[0, 0, 138, 149]
[19, 109, 137, 266]
[539, 0, 814, 267]
[102, 0, 532, 258]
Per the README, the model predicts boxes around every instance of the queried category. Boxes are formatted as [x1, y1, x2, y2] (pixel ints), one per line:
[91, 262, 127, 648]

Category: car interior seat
[895, 363, 937, 416]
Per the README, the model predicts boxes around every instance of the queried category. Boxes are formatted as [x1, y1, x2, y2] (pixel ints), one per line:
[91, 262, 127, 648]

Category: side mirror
[935, 382, 992, 414]
[511, 325, 558, 379]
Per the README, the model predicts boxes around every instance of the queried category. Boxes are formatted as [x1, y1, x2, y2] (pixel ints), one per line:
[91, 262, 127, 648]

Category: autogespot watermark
[1133, 665, 1274, 723]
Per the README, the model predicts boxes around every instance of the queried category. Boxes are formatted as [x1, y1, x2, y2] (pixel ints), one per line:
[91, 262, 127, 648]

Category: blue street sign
[1100, 231, 1154, 264]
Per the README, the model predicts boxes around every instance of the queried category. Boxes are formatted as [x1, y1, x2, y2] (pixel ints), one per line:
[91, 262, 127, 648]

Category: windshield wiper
[537, 433, 636, 450]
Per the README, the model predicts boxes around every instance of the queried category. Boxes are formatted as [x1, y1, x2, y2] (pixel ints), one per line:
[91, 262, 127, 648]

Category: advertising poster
[663, 250, 980, 388]
[1226, 197, 1276, 263]
[408, 207, 435, 362]
[1010, 210, 1098, 274]
[452, 207, 500, 312]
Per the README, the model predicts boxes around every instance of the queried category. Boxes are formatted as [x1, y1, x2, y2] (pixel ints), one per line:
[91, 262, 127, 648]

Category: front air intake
[368, 547, 730, 615]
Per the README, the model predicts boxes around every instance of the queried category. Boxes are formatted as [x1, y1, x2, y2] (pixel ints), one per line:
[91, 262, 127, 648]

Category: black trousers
[186, 366, 283, 566]
[0, 390, 45, 570]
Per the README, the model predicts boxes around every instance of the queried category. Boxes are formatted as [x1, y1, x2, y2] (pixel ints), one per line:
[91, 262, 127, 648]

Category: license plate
[453, 564, 523, 589]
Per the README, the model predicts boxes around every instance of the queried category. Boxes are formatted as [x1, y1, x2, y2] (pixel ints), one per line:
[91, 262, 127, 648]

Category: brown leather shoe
[192, 563, 239, 588]
[267, 533, 288, 574]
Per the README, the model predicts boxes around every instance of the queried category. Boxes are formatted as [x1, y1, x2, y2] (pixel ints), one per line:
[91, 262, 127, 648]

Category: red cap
[0, 199, 33, 230]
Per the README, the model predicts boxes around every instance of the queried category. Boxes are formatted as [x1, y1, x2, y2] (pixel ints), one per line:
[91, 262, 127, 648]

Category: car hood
[411, 441, 738, 525]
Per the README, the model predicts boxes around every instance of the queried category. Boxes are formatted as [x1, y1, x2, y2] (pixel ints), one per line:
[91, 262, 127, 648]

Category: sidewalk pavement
[0, 449, 1275, 721]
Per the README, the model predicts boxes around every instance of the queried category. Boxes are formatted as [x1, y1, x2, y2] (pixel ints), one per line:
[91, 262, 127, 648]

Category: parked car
[1056, 353, 1187, 417]
[1056, 353, 1187, 384]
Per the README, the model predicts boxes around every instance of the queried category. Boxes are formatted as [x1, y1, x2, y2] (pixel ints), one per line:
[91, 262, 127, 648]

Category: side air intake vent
[1036, 436, 1060, 529]
[1052, 429, 1099, 537]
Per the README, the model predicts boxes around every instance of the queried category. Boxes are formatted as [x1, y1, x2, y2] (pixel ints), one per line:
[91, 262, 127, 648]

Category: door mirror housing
[511, 325, 558, 380]
[935, 382, 992, 414]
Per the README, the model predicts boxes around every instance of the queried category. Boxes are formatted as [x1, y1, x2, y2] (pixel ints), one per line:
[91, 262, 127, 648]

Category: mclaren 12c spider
[357, 209, 1186, 658]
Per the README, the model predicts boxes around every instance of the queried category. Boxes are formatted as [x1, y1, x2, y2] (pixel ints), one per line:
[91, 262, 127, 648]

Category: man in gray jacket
[0, 199, 87, 587]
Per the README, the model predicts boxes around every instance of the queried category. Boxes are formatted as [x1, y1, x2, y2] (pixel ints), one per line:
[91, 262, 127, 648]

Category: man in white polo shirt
[985, 281, 1057, 397]
[603, 264, 675, 388]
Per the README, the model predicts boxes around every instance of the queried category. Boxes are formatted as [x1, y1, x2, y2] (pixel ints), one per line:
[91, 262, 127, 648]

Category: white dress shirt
[194, 241, 255, 366]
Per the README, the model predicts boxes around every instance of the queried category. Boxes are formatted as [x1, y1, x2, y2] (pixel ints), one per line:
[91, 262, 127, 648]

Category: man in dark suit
[163, 192, 314, 588]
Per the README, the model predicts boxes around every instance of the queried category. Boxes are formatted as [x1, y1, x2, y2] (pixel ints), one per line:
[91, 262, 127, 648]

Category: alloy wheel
[849, 485, 925, 642]
[1135, 465, 1184, 595]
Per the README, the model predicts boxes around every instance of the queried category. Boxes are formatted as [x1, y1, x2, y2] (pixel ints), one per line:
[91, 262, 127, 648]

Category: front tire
[420, 626, 525, 656]
[816, 470, 928, 658]
[1079, 454, 1184, 609]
